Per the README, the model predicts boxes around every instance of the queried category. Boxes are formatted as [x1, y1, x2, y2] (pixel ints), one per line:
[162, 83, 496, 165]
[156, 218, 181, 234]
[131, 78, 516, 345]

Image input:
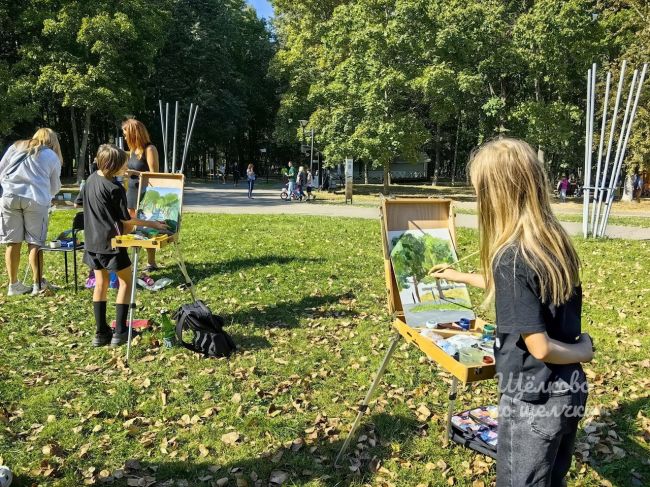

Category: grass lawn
[1, 212, 648, 486]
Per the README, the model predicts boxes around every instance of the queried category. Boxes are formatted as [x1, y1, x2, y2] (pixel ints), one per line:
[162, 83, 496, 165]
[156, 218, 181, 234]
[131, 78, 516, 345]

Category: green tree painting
[138, 188, 181, 233]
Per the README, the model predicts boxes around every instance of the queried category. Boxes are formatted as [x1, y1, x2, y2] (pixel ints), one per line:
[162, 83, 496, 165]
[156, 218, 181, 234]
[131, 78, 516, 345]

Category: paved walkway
[184, 184, 650, 240]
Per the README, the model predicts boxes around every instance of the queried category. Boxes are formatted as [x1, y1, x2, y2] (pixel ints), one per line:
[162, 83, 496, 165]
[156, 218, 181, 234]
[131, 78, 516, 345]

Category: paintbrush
[428, 250, 479, 276]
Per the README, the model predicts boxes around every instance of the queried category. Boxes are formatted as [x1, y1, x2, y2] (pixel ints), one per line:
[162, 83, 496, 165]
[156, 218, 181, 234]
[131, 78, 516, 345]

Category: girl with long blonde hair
[0, 128, 62, 295]
[121, 118, 160, 271]
[433, 138, 594, 486]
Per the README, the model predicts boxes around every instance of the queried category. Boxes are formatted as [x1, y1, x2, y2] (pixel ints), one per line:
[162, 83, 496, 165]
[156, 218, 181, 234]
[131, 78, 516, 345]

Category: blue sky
[247, 0, 274, 19]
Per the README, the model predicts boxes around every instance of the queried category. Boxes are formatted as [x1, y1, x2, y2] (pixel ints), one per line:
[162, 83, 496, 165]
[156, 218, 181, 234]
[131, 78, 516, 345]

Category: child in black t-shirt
[83, 144, 167, 347]
[432, 138, 594, 486]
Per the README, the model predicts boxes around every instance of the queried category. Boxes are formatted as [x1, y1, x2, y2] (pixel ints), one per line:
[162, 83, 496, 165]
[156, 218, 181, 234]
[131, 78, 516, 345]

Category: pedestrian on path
[557, 174, 569, 202]
[247, 164, 256, 199]
[306, 169, 314, 200]
[286, 161, 296, 202]
[233, 165, 240, 187]
[296, 166, 307, 200]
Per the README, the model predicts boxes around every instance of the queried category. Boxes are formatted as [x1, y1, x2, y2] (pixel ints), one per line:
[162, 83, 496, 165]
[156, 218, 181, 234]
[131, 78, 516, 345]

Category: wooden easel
[335, 198, 496, 464]
[111, 172, 196, 365]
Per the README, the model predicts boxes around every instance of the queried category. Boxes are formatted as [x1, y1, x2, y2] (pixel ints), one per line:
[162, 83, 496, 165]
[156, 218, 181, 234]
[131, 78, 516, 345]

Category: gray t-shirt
[0, 144, 61, 206]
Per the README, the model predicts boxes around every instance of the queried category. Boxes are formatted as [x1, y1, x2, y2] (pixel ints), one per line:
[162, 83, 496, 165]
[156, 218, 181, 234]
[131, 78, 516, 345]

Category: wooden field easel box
[381, 198, 495, 384]
[336, 197, 496, 464]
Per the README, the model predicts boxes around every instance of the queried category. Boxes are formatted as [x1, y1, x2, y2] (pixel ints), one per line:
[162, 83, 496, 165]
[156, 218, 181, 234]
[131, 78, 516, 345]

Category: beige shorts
[0, 194, 50, 246]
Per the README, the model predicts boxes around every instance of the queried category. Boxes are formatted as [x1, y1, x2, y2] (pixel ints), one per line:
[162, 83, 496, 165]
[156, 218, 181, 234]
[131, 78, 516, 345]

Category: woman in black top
[432, 138, 594, 486]
[122, 118, 160, 271]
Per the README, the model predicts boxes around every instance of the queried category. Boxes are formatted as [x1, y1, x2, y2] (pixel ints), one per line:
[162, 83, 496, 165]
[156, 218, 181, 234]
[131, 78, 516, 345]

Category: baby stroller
[280, 183, 304, 201]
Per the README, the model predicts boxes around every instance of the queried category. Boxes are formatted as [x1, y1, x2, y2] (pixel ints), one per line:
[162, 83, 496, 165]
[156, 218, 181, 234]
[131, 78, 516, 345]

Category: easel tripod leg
[444, 377, 459, 447]
[173, 241, 196, 301]
[334, 333, 401, 466]
[126, 248, 139, 364]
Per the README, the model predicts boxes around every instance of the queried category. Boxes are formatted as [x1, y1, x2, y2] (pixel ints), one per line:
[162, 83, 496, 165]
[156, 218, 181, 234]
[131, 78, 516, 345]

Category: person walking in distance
[557, 174, 569, 202]
[246, 164, 256, 199]
[296, 166, 307, 200]
[286, 161, 296, 202]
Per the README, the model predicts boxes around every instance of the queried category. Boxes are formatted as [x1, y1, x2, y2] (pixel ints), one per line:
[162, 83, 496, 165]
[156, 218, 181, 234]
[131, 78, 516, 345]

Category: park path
[183, 183, 650, 241]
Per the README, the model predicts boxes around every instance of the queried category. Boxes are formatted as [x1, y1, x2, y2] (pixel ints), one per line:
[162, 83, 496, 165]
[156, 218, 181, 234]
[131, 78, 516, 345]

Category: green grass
[0, 212, 648, 486]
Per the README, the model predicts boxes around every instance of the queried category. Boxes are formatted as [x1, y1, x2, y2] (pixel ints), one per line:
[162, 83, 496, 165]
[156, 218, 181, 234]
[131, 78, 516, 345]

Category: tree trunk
[364, 161, 368, 184]
[77, 110, 91, 183]
[432, 123, 441, 186]
[382, 161, 390, 194]
[621, 172, 635, 202]
[451, 114, 461, 186]
[412, 277, 421, 303]
[435, 278, 446, 301]
[71, 107, 80, 179]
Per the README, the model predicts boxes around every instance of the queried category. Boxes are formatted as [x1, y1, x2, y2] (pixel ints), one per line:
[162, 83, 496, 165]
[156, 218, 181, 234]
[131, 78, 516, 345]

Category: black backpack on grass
[174, 301, 236, 358]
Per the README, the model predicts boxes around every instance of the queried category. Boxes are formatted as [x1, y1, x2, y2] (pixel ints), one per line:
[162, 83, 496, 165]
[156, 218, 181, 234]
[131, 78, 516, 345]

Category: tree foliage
[272, 0, 645, 184]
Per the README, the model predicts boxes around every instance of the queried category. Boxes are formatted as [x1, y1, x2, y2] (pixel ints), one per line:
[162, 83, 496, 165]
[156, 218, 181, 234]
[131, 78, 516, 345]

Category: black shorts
[84, 249, 131, 272]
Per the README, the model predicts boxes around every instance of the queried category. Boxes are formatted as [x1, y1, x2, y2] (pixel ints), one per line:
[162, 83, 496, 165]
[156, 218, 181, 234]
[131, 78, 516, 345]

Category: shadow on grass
[584, 396, 650, 487]
[153, 256, 322, 283]
[9, 412, 423, 487]
[227, 292, 358, 329]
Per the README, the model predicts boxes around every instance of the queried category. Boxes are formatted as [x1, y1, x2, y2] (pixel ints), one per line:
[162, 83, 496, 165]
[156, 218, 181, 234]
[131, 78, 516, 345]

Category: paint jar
[459, 347, 484, 366]
[482, 324, 496, 340]
[458, 318, 471, 331]
[49, 240, 61, 249]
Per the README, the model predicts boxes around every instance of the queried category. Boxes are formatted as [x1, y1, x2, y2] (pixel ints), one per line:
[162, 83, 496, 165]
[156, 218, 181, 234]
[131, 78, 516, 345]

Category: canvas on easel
[388, 227, 475, 328]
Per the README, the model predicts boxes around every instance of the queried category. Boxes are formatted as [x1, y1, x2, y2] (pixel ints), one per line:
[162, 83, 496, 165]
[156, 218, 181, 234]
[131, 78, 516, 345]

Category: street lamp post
[299, 120, 308, 168]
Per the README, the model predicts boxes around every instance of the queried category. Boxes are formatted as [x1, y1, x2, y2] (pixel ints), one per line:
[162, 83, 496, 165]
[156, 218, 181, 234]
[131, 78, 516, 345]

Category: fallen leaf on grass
[221, 432, 240, 445]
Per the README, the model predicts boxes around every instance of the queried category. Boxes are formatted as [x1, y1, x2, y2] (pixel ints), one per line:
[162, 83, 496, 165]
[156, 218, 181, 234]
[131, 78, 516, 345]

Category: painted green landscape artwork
[137, 187, 182, 235]
[388, 228, 474, 328]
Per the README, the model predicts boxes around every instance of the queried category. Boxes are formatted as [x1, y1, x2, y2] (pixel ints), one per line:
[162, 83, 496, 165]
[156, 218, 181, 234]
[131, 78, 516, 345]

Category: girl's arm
[430, 268, 486, 289]
[523, 332, 594, 364]
[122, 218, 168, 235]
[145, 145, 159, 173]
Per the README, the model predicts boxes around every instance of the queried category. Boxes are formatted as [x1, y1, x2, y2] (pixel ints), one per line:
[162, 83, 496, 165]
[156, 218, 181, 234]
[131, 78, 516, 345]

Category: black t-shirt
[493, 246, 585, 402]
[82, 172, 130, 254]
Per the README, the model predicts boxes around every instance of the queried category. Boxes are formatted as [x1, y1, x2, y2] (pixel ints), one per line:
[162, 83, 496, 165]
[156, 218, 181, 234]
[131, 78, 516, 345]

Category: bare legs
[4, 242, 42, 285]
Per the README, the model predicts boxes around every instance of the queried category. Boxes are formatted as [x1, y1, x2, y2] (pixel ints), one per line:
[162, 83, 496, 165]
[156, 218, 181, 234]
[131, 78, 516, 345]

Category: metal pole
[172, 101, 179, 173]
[600, 63, 647, 237]
[165, 102, 169, 172]
[598, 68, 639, 237]
[180, 106, 199, 175]
[444, 377, 459, 447]
[582, 68, 592, 238]
[181, 103, 194, 172]
[334, 333, 401, 466]
[159, 100, 168, 173]
[310, 128, 315, 175]
[590, 71, 611, 235]
[125, 248, 139, 365]
[594, 61, 627, 236]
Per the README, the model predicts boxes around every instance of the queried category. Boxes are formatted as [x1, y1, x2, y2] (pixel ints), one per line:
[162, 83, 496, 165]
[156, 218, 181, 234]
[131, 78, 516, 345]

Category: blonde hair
[469, 138, 580, 306]
[96, 144, 128, 178]
[122, 119, 151, 155]
[16, 128, 63, 165]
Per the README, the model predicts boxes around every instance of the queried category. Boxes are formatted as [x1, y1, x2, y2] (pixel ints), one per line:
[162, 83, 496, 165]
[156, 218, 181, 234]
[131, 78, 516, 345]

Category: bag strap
[2, 151, 29, 180]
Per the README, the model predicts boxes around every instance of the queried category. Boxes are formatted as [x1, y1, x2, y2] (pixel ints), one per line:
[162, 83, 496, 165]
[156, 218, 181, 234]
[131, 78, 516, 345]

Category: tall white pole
[600, 63, 647, 237]
[590, 71, 611, 235]
[159, 100, 168, 173]
[172, 101, 179, 173]
[593, 62, 627, 235]
[180, 106, 199, 175]
[598, 68, 638, 236]
[181, 103, 194, 170]
[582, 68, 592, 238]
[164, 103, 170, 172]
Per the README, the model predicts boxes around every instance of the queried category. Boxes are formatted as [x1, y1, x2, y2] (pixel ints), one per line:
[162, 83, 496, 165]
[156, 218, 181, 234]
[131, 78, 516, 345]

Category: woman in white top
[0, 128, 62, 296]
[246, 164, 256, 199]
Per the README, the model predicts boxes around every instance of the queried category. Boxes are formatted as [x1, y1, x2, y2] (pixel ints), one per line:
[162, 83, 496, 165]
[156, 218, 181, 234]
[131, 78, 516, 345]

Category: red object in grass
[110, 319, 152, 330]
